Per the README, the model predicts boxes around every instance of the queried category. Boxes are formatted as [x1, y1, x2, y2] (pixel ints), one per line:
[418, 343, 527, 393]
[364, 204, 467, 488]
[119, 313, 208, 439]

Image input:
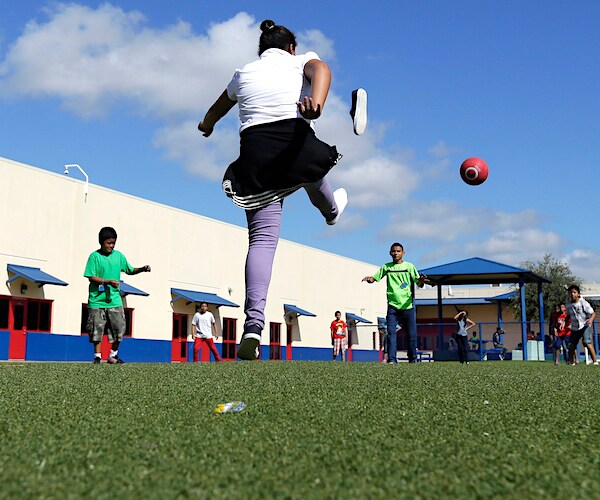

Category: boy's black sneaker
[92, 357, 101, 364]
[349, 88, 367, 135]
[107, 355, 125, 364]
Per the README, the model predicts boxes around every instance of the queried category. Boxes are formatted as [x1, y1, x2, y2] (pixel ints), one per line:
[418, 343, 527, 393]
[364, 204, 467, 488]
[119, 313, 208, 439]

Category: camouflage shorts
[87, 307, 126, 343]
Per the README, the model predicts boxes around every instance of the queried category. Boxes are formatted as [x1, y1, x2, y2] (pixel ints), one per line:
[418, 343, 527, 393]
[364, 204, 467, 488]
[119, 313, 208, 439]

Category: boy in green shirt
[362, 242, 427, 363]
[84, 227, 151, 364]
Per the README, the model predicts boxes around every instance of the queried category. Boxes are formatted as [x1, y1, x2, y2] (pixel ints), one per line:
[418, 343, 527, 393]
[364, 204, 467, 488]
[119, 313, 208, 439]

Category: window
[26, 300, 52, 332]
[269, 322, 281, 360]
[80, 304, 133, 337]
[0, 297, 9, 329]
[222, 317, 237, 361]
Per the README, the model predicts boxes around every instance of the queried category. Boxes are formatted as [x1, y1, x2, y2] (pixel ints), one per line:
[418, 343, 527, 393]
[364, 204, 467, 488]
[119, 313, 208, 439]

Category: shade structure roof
[6, 264, 68, 286]
[120, 281, 149, 297]
[284, 304, 316, 317]
[171, 288, 239, 308]
[415, 297, 492, 307]
[346, 313, 371, 324]
[420, 257, 551, 286]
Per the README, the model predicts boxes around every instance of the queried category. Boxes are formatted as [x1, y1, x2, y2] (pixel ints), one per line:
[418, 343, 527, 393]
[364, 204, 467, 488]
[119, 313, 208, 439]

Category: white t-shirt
[191, 311, 215, 339]
[226, 48, 320, 132]
[567, 298, 594, 331]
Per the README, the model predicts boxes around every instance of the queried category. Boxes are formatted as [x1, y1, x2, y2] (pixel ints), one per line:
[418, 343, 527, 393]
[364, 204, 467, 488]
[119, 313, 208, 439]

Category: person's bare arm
[88, 276, 119, 288]
[297, 59, 331, 120]
[198, 90, 237, 137]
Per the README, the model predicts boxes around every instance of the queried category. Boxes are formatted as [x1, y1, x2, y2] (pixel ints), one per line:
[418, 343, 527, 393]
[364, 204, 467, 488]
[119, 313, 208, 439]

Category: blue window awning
[120, 281, 149, 297]
[171, 288, 239, 308]
[6, 264, 68, 287]
[284, 304, 316, 317]
[346, 313, 372, 324]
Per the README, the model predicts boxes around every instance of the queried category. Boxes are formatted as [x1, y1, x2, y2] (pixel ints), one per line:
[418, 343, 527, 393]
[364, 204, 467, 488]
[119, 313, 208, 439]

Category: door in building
[8, 299, 27, 360]
[172, 313, 189, 362]
[286, 323, 293, 360]
[221, 318, 237, 361]
[269, 322, 281, 360]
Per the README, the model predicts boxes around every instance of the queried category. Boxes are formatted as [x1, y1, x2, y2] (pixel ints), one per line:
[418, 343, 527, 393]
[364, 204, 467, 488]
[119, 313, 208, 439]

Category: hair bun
[260, 20, 276, 33]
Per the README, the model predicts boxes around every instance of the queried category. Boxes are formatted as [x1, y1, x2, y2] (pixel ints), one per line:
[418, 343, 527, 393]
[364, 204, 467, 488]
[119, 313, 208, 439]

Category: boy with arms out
[362, 243, 427, 364]
[84, 227, 151, 364]
[330, 310, 348, 361]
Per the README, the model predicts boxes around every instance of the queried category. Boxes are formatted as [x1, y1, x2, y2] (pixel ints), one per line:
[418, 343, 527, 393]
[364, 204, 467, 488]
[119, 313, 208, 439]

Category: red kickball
[460, 157, 489, 185]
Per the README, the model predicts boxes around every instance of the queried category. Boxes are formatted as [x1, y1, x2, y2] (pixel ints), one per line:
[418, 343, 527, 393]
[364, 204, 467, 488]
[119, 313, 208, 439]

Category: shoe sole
[351, 88, 367, 135]
[237, 333, 261, 360]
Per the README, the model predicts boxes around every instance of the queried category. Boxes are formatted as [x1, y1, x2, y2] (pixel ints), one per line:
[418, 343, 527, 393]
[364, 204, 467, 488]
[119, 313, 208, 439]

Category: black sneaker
[349, 88, 367, 135]
[107, 355, 125, 364]
[92, 357, 101, 364]
[237, 325, 261, 361]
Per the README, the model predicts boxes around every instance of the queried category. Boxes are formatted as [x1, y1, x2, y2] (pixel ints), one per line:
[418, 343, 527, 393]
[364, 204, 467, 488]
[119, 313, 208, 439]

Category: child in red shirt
[330, 311, 348, 361]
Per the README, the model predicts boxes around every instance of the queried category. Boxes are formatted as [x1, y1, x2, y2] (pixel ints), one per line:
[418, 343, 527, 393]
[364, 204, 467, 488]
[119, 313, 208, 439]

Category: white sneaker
[594, 361, 599, 366]
[326, 188, 348, 226]
[237, 333, 261, 360]
[350, 88, 367, 135]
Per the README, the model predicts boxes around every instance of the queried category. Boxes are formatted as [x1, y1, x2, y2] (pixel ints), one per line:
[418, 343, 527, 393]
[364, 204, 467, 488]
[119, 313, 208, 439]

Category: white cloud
[152, 119, 240, 181]
[464, 229, 563, 264]
[0, 5, 258, 117]
[381, 200, 484, 242]
[380, 198, 567, 268]
[563, 248, 600, 282]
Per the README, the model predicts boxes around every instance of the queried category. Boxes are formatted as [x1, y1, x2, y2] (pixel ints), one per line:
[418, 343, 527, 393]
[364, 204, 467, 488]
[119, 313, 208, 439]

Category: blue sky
[1, 1, 599, 279]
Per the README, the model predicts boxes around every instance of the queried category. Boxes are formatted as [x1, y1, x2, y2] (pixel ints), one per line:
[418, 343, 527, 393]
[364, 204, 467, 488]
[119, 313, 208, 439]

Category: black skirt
[222, 118, 341, 210]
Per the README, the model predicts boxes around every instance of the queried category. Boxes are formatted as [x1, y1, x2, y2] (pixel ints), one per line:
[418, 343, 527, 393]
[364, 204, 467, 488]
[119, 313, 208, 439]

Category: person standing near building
[549, 304, 561, 340]
[197, 20, 365, 360]
[566, 285, 598, 365]
[191, 302, 222, 362]
[454, 310, 475, 364]
[84, 226, 151, 364]
[362, 243, 427, 364]
[330, 310, 348, 361]
[553, 302, 570, 365]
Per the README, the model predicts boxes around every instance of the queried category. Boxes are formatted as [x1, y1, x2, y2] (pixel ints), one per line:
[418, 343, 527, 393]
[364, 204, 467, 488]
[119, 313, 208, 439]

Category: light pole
[64, 164, 89, 202]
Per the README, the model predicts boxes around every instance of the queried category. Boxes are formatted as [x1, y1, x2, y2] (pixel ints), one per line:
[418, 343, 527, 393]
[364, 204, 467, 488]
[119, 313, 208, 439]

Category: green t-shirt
[84, 249, 134, 309]
[371, 261, 420, 310]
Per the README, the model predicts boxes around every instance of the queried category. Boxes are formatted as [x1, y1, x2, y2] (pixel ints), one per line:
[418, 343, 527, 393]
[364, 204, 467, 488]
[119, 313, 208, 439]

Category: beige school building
[3, 155, 592, 362]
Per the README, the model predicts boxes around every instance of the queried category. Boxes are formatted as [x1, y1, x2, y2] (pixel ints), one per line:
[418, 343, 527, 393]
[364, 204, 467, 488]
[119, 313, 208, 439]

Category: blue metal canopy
[171, 288, 239, 308]
[420, 257, 550, 285]
[120, 281, 149, 297]
[346, 313, 371, 324]
[419, 257, 550, 361]
[486, 291, 518, 302]
[284, 304, 316, 317]
[415, 297, 491, 306]
[6, 264, 68, 287]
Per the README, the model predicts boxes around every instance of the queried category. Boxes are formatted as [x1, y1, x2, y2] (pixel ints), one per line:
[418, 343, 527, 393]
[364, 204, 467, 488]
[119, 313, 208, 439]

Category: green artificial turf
[1, 361, 599, 498]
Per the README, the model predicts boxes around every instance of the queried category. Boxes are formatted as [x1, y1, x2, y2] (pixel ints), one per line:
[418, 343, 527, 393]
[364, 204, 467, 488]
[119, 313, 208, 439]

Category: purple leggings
[244, 178, 337, 332]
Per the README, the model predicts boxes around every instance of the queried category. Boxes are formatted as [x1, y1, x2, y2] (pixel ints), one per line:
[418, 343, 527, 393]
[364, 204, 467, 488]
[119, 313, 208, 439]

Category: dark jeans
[386, 305, 417, 363]
[456, 334, 468, 363]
